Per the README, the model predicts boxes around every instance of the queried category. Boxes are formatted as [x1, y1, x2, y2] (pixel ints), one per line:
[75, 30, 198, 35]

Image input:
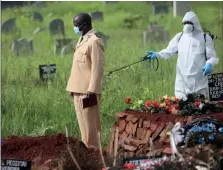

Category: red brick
[143, 120, 150, 128]
[152, 124, 165, 141]
[125, 121, 134, 135]
[136, 128, 147, 140]
[138, 118, 144, 128]
[129, 138, 143, 147]
[142, 130, 152, 143]
[115, 112, 128, 118]
[132, 122, 138, 136]
[135, 146, 144, 156]
[162, 147, 172, 155]
[150, 123, 158, 132]
[123, 137, 131, 145]
[126, 115, 135, 121]
[147, 149, 163, 157]
[119, 131, 127, 141]
[124, 144, 137, 152]
[118, 119, 126, 133]
[131, 117, 139, 123]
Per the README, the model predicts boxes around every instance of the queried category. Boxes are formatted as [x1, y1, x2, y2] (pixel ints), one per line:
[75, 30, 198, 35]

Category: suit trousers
[73, 93, 101, 149]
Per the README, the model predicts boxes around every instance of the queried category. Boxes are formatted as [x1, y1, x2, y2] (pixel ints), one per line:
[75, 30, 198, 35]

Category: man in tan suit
[66, 12, 105, 149]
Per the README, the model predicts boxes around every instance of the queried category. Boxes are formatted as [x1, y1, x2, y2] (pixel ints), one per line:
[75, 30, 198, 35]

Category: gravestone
[173, 1, 191, 17]
[33, 27, 41, 35]
[1, 158, 32, 170]
[91, 11, 104, 21]
[39, 64, 56, 81]
[33, 12, 43, 22]
[151, 1, 172, 6]
[61, 44, 74, 56]
[11, 38, 33, 56]
[105, 1, 118, 4]
[49, 19, 65, 36]
[32, 1, 45, 8]
[1, 18, 16, 34]
[152, 4, 168, 14]
[208, 72, 223, 101]
[95, 31, 109, 47]
[54, 38, 72, 55]
[143, 25, 169, 46]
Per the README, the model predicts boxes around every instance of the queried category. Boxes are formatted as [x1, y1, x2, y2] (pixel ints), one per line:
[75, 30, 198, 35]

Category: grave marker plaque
[39, 64, 56, 81]
[49, 19, 65, 36]
[123, 156, 162, 166]
[1, 158, 31, 170]
[208, 72, 223, 101]
[173, 1, 191, 17]
[91, 11, 104, 21]
[54, 38, 72, 55]
[32, 12, 43, 22]
[152, 4, 168, 14]
[1, 18, 16, 34]
[11, 38, 33, 56]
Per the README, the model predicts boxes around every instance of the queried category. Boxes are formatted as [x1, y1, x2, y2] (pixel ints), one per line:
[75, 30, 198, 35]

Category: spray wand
[106, 55, 159, 77]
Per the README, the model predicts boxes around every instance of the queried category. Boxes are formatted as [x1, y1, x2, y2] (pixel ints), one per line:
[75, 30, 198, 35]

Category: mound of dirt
[1, 133, 104, 170]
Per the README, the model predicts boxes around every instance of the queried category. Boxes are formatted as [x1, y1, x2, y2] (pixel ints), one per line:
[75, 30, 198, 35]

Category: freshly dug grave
[105, 110, 223, 158]
[1, 133, 104, 170]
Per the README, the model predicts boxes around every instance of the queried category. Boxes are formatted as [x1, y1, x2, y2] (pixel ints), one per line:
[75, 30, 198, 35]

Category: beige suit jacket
[66, 29, 105, 94]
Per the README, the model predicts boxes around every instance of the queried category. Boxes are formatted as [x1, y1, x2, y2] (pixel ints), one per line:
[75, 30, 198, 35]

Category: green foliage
[1, 1, 223, 146]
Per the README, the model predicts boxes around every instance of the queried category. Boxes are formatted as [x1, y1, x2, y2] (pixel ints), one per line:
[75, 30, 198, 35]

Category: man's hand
[144, 51, 158, 60]
[87, 91, 96, 97]
[203, 63, 213, 76]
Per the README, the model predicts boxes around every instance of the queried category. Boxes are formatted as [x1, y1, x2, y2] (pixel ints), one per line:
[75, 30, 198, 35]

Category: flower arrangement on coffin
[124, 93, 223, 116]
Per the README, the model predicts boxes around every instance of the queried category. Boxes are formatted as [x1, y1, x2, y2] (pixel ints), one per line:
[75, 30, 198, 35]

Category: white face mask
[183, 24, 194, 34]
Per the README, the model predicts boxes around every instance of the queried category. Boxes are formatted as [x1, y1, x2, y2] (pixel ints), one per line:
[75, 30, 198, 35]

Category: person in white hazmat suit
[145, 11, 219, 100]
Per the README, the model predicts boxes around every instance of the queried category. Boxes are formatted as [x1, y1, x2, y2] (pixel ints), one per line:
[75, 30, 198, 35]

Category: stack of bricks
[105, 110, 223, 158]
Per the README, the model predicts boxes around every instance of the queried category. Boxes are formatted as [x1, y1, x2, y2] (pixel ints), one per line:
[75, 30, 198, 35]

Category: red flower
[175, 97, 180, 103]
[165, 99, 170, 106]
[194, 102, 200, 108]
[125, 98, 131, 103]
[123, 163, 135, 169]
[172, 104, 178, 109]
[152, 101, 159, 108]
[168, 106, 173, 113]
[145, 100, 151, 106]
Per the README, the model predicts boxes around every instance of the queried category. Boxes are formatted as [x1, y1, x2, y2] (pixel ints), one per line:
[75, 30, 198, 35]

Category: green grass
[1, 1, 223, 147]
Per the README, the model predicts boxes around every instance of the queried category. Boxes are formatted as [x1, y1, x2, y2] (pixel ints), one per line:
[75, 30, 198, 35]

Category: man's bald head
[73, 12, 92, 28]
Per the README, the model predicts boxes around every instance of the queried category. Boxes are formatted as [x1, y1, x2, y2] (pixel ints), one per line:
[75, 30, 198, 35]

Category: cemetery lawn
[1, 1, 223, 147]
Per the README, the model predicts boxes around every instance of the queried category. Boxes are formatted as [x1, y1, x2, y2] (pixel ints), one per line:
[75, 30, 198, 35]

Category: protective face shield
[183, 24, 194, 34]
